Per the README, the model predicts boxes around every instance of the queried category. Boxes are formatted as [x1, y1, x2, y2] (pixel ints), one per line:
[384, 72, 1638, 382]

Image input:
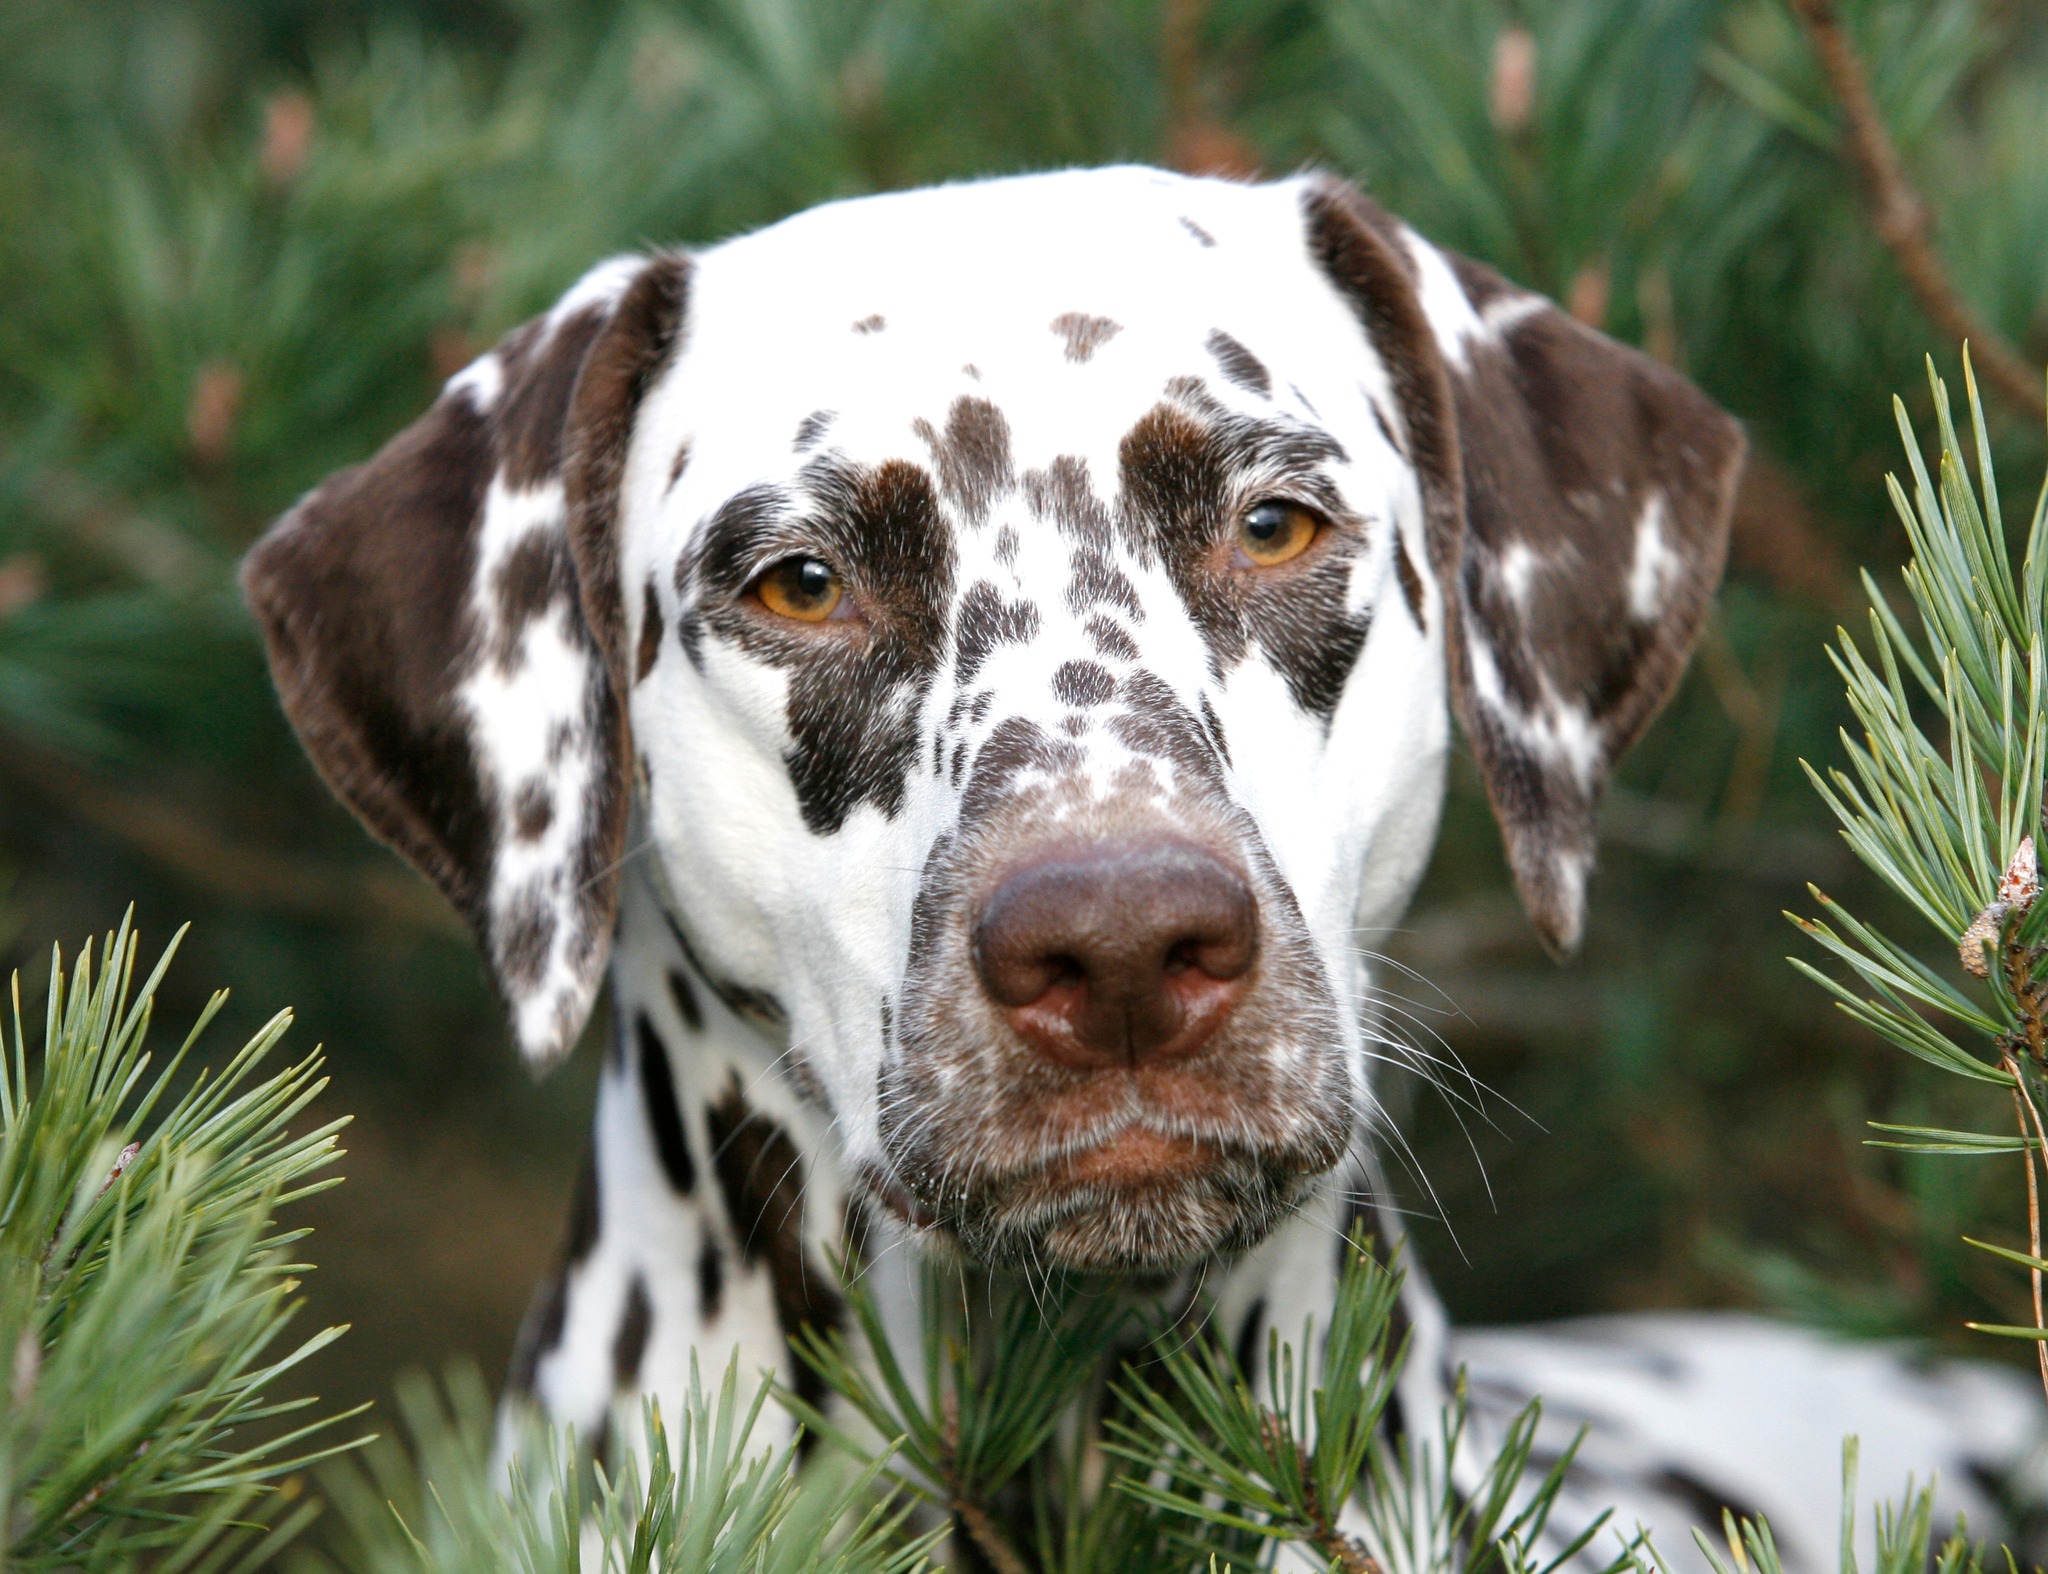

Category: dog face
[244, 168, 1742, 1276]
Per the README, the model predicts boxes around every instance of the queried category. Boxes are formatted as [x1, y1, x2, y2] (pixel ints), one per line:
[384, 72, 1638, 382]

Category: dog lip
[861, 1167, 939, 1230]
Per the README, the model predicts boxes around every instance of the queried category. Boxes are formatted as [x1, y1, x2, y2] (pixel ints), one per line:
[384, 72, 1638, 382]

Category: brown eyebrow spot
[912, 395, 1014, 525]
[1206, 329, 1272, 397]
[667, 439, 691, 491]
[1051, 312, 1123, 363]
[853, 314, 886, 334]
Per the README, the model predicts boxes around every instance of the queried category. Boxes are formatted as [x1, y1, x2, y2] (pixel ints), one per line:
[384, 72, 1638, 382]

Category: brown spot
[1022, 454, 1113, 547]
[565, 1146, 602, 1260]
[1085, 615, 1138, 662]
[493, 884, 556, 992]
[488, 534, 574, 670]
[1051, 312, 1123, 363]
[1051, 660, 1115, 707]
[853, 314, 886, 334]
[1395, 535, 1427, 629]
[707, 1078, 843, 1405]
[913, 396, 1014, 525]
[638, 1013, 697, 1194]
[512, 778, 554, 840]
[666, 966, 702, 1031]
[697, 1237, 725, 1320]
[506, 1267, 567, 1395]
[954, 580, 1040, 685]
[667, 439, 691, 491]
[1205, 330, 1271, 397]
[1370, 397, 1406, 459]
[636, 578, 664, 682]
[612, 1274, 652, 1387]
[505, 1146, 601, 1394]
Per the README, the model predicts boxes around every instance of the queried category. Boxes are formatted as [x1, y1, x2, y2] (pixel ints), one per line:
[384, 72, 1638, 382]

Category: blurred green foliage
[1, 0, 2046, 1415]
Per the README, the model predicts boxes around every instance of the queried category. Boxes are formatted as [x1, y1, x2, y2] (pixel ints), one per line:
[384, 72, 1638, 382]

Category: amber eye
[1236, 500, 1321, 567]
[754, 556, 845, 622]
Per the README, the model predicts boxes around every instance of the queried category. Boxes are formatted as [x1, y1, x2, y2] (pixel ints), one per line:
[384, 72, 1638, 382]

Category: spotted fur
[246, 168, 2037, 1569]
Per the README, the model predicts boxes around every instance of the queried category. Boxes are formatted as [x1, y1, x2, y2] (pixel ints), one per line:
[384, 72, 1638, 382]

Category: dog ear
[1303, 180, 1744, 954]
[242, 254, 689, 1063]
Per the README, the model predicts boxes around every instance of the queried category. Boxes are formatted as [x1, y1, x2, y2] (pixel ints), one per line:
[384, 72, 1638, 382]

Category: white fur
[1627, 490, 1680, 620]
[460, 476, 607, 1055]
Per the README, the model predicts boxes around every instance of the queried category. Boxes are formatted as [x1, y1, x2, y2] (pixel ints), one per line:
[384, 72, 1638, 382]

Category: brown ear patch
[244, 253, 689, 1063]
[1303, 179, 1742, 953]
[242, 393, 499, 917]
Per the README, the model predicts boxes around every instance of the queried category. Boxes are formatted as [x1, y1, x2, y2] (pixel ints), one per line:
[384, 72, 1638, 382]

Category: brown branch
[1787, 0, 2046, 424]
[1289, 1429, 1382, 1574]
[937, 1402, 1034, 1574]
[1, 733, 462, 939]
[1310, 1518, 1383, 1574]
[950, 1497, 1033, 1574]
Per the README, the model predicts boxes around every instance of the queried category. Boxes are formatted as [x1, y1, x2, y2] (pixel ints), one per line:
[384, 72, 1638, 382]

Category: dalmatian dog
[244, 168, 2040, 1568]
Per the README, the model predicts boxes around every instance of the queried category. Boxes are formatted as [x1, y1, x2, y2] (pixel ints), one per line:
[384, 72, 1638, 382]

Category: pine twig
[1301, 1461, 1382, 1574]
[938, 1404, 1033, 1574]
[950, 1497, 1033, 1574]
[1786, 0, 2046, 424]
[2002, 1054, 2048, 1404]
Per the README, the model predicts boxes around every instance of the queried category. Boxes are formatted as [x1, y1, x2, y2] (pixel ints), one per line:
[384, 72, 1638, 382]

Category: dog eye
[753, 556, 846, 622]
[1235, 501, 1321, 568]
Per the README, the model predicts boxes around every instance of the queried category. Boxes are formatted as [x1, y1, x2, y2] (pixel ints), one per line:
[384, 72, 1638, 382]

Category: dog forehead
[644, 169, 1377, 495]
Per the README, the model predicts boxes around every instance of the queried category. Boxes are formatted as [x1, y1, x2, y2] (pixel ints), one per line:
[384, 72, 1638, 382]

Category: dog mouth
[869, 1123, 1321, 1274]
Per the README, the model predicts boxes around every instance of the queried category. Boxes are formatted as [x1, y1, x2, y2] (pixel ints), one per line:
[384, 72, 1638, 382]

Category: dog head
[244, 168, 1741, 1275]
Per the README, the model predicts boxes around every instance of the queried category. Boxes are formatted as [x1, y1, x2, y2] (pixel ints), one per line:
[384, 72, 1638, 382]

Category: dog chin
[948, 1156, 1309, 1275]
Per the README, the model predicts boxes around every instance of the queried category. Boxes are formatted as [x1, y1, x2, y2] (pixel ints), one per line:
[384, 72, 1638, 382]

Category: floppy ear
[242, 253, 689, 1063]
[1303, 180, 1744, 954]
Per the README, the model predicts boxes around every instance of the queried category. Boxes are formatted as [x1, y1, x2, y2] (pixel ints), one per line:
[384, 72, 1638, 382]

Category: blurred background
[1, 0, 2046, 1424]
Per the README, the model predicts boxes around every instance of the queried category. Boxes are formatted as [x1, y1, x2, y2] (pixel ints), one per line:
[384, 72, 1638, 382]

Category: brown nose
[972, 839, 1257, 1069]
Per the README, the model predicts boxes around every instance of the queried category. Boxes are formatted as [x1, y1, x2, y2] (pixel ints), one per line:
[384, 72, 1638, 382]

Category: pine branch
[0, 913, 362, 1572]
[1787, 0, 2047, 424]
[1792, 353, 2048, 1373]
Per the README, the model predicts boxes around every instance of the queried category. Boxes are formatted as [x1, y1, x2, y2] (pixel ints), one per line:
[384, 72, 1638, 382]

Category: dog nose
[972, 839, 1257, 1069]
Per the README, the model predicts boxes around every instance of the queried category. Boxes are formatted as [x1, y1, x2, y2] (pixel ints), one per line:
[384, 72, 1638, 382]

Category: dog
[243, 167, 2040, 1567]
